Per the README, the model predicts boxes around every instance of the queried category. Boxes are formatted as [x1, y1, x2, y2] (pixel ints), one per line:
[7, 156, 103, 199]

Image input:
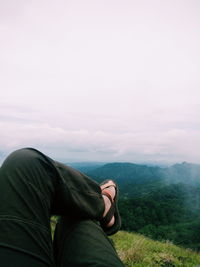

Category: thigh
[0, 247, 49, 267]
[0, 148, 56, 266]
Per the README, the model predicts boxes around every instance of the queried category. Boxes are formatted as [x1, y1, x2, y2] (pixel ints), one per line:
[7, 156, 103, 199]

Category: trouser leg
[0, 148, 104, 266]
[0, 247, 49, 267]
[53, 217, 124, 267]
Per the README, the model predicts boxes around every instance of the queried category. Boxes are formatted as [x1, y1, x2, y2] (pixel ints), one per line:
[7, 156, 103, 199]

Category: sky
[0, 0, 200, 164]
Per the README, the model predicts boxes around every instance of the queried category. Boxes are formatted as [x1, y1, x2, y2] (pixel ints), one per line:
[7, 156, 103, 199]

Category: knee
[1, 148, 40, 168]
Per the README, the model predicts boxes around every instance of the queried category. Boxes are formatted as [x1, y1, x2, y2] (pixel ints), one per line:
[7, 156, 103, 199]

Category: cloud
[1, 116, 200, 164]
[0, 0, 200, 164]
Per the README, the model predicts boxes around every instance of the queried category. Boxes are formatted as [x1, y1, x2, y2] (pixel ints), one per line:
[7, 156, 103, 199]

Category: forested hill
[86, 162, 200, 197]
[87, 162, 161, 184]
[161, 162, 200, 184]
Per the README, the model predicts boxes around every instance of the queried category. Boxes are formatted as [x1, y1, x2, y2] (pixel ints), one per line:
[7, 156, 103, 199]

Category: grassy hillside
[111, 231, 200, 267]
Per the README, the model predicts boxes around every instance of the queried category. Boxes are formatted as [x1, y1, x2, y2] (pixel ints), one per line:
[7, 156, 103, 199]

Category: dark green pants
[0, 148, 124, 267]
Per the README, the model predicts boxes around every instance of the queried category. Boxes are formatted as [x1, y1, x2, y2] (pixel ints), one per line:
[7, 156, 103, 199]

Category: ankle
[102, 194, 115, 227]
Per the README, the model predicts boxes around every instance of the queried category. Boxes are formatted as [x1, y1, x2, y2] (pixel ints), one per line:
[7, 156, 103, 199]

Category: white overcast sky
[0, 0, 200, 164]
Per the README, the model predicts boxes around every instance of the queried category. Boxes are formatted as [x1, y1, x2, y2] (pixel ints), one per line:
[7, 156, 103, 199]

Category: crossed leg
[0, 148, 124, 266]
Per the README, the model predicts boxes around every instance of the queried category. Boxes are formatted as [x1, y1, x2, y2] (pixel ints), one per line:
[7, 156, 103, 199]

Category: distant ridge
[87, 162, 161, 183]
[86, 162, 200, 197]
[66, 162, 106, 173]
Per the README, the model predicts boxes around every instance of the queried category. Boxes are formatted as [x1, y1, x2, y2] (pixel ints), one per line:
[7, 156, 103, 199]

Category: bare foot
[101, 180, 116, 228]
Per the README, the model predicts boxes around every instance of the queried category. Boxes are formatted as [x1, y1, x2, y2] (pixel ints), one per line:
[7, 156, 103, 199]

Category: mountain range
[70, 161, 200, 197]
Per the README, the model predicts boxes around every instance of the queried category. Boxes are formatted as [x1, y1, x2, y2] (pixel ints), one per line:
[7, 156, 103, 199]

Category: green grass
[51, 218, 200, 267]
[110, 231, 200, 267]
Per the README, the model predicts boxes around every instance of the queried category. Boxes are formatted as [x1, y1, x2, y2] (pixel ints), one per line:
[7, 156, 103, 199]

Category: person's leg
[53, 180, 124, 266]
[53, 216, 124, 267]
[0, 148, 105, 266]
[0, 148, 56, 266]
[0, 247, 48, 267]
